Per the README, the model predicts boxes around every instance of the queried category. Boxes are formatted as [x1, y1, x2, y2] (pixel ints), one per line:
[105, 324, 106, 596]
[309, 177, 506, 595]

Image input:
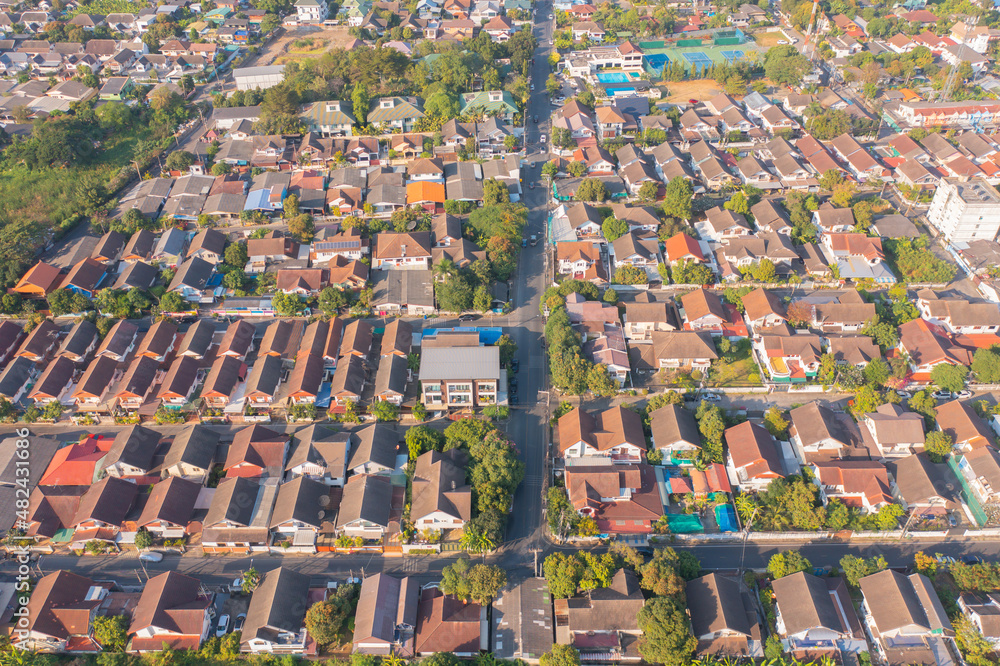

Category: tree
[931, 363, 968, 393]
[351, 84, 371, 125]
[547, 486, 578, 540]
[636, 597, 697, 666]
[540, 644, 580, 666]
[474, 285, 491, 313]
[819, 169, 844, 191]
[763, 407, 789, 438]
[272, 291, 303, 316]
[587, 364, 617, 397]
[165, 150, 195, 172]
[134, 527, 153, 549]
[972, 346, 1000, 383]
[955, 614, 996, 666]
[241, 568, 261, 593]
[224, 241, 248, 268]
[864, 359, 890, 387]
[767, 550, 811, 579]
[160, 291, 187, 313]
[496, 334, 517, 367]
[724, 191, 750, 216]
[602, 216, 628, 242]
[637, 180, 659, 202]
[925, 430, 954, 462]
[662, 177, 693, 220]
[603, 287, 619, 304]
[288, 213, 315, 243]
[406, 424, 444, 459]
[638, 551, 686, 598]
[544, 552, 586, 598]
[369, 400, 399, 422]
[440, 557, 473, 600]
[839, 554, 887, 587]
[93, 615, 129, 651]
[613, 265, 646, 285]
[483, 179, 510, 206]
[467, 563, 507, 604]
[832, 182, 856, 208]
[575, 178, 608, 202]
[304, 584, 358, 646]
[764, 45, 812, 86]
[671, 259, 713, 285]
[751, 258, 776, 283]
[211, 162, 232, 176]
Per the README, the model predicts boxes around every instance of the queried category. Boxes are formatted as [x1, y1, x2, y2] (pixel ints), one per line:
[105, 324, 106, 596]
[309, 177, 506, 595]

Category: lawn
[662, 79, 723, 104]
[753, 31, 784, 47]
[704, 341, 762, 387]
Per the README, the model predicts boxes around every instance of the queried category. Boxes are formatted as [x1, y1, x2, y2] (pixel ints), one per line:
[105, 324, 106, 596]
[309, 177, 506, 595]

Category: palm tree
[734, 493, 757, 524]
[434, 258, 458, 282]
[383, 654, 406, 666]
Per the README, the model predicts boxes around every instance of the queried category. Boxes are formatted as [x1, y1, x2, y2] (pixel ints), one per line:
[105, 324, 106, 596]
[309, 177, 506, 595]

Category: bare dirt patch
[663, 79, 723, 103]
[258, 25, 357, 65]
[753, 31, 784, 47]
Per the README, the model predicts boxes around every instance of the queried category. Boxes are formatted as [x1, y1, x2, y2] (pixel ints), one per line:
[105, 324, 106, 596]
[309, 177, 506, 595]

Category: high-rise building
[927, 177, 1000, 242]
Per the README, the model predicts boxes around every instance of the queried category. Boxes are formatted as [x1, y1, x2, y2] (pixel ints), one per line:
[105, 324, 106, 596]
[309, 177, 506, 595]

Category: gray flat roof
[419, 345, 500, 382]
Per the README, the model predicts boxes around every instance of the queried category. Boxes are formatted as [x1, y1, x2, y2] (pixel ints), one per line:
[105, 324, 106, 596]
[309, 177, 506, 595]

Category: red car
[688, 98, 699, 105]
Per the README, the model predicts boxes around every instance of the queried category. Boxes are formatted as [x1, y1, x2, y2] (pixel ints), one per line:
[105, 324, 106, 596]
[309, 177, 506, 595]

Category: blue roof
[837, 257, 896, 283]
[244, 189, 274, 211]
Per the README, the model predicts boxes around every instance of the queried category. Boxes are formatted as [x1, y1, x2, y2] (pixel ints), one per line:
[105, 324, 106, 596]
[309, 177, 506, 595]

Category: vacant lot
[663, 79, 722, 103]
[259, 26, 357, 65]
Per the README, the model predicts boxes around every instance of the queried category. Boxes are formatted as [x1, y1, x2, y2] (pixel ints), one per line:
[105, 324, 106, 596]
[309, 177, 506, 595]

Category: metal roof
[418, 345, 500, 381]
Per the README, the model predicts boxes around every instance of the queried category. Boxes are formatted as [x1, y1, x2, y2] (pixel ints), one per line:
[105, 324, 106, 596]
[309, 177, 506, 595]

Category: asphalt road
[14, 538, 1000, 589]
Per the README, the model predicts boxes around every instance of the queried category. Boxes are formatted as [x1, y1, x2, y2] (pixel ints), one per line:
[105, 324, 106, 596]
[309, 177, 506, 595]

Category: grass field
[754, 31, 784, 47]
[270, 26, 358, 65]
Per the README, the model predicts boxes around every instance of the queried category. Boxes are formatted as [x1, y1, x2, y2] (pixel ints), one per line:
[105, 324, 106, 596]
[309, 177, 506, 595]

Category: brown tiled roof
[651, 331, 717, 361]
[414, 588, 482, 655]
[935, 399, 994, 449]
[202, 354, 245, 398]
[375, 231, 432, 261]
[218, 320, 256, 357]
[157, 355, 199, 399]
[258, 319, 303, 359]
[410, 449, 471, 524]
[72, 475, 138, 527]
[136, 319, 178, 358]
[116, 355, 159, 398]
[26, 570, 100, 640]
[682, 288, 727, 323]
[137, 477, 200, 527]
[129, 571, 211, 637]
[742, 288, 786, 323]
[381, 319, 412, 356]
[224, 424, 287, 473]
[725, 422, 783, 479]
[558, 406, 645, 454]
[269, 475, 328, 529]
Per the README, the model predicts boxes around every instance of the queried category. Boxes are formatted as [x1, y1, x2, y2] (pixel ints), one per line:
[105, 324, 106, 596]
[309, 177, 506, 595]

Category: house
[686, 573, 761, 657]
[419, 345, 501, 409]
[414, 587, 484, 657]
[0, 321, 23, 366]
[91, 230, 126, 264]
[956, 446, 1000, 507]
[153, 228, 187, 266]
[347, 423, 398, 475]
[285, 424, 351, 486]
[859, 569, 952, 660]
[861, 404, 926, 459]
[681, 289, 730, 333]
[286, 353, 325, 405]
[610, 232, 662, 280]
[28, 356, 76, 405]
[368, 97, 424, 133]
[373, 231, 433, 270]
[201, 355, 247, 410]
[167, 257, 216, 304]
[17, 318, 61, 363]
[162, 425, 220, 483]
[136, 319, 178, 362]
[136, 477, 200, 539]
[725, 421, 784, 490]
[277, 269, 328, 296]
[187, 229, 227, 264]
[756, 332, 823, 383]
[353, 574, 420, 656]
[0, 357, 38, 403]
[269, 475, 328, 549]
[21, 571, 105, 652]
[13, 261, 62, 297]
[556, 241, 607, 282]
[564, 463, 662, 533]
[176, 320, 216, 360]
[103, 425, 161, 478]
[58, 319, 98, 363]
[244, 354, 284, 409]
[812, 460, 894, 512]
[772, 572, 865, 653]
[114, 261, 158, 290]
[410, 449, 472, 531]
[649, 404, 701, 465]
[829, 335, 881, 366]
[336, 473, 394, 539]
[807, 291, 877, 333]
[697, 206, 753, 242]
[240, 568, 313, 654]
[557, 406, 646, 462]
[330, 354, 366, 405]
[935, 399, 994, 451]
[96, 320, 138, 362]
[114, 356, 160, 411]
[224, 425, 289, 479]
[157, 355, 200, 408]
[71, 475, 138, 544]
[916, 291, 1000, 335]
[742, 288, 787, 329]
[887, 453, 952, 519]
[649, 331, 718, 371]
[622, 301, 680, 341]
[958, 593, 1000, 647]
[374, 354, 408, 405]
[201, 477, 274, 552]
[789, 401, 862, 461]
[129, 571, 213, 652]
[553, 569, 644, 660]
[218, 320, 256, 360]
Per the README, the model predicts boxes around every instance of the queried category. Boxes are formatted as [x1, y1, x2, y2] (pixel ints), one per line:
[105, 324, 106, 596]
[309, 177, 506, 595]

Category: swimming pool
[596, 71, 635, 83]
[716, 504, 739, 532]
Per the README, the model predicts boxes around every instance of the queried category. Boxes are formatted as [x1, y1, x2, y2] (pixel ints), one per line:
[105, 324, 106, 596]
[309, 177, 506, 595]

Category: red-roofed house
[812, 460, 894, 512]
[565, 463, 663, 533]
[898, 318, 974, 381]
[725, 422, 784, 490]
[129, 571, 213, 652]
[39, 435, 114, 486]
[664, 233, 705, 264]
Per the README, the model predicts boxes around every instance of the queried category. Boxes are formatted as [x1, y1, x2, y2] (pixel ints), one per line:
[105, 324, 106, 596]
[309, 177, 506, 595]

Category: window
[449, 383, 472, 392]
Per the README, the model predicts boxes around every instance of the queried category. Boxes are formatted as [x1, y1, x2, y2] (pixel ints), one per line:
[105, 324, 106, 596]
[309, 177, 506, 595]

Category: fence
[948, 456, 990, 527]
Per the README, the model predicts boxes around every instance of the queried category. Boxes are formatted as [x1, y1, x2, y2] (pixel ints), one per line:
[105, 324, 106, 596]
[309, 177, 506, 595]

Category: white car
[548, 13, 553, 18]
[777, 39, 789, 45]
[932, 390, 953, 401]
[700, 393, 723, 402]
[955, 390, 974, 399]
[138, 551, 163, 563]
[540, 135, 547, 143]
[216, 615, 231, 637]
[231, 578, 243, 593]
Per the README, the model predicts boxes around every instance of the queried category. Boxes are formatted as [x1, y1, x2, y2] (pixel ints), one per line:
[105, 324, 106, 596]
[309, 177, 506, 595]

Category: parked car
[530, 234, 539, 246]
[932, 390, 953, 401]
[533, 115, 539, 123]
[458, 313, 480, 322]
[138, 551, 163, 563]
[511, 359, 520, 373]
[522, 238, 528, 247]
[231, 578, 243, 593]
[700, 392, 723, 402]
[216, 615, 231, 637]
[234, 614, 246, 633]
[540, 135, 547, 143]
[955, 390, 974, 399]
[688, 98, 698, 104]
[895, 390, 912, 399]
[962, 555, 983, 565]
[510, 392, 520, 405]
[777, 39, 789, 44]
